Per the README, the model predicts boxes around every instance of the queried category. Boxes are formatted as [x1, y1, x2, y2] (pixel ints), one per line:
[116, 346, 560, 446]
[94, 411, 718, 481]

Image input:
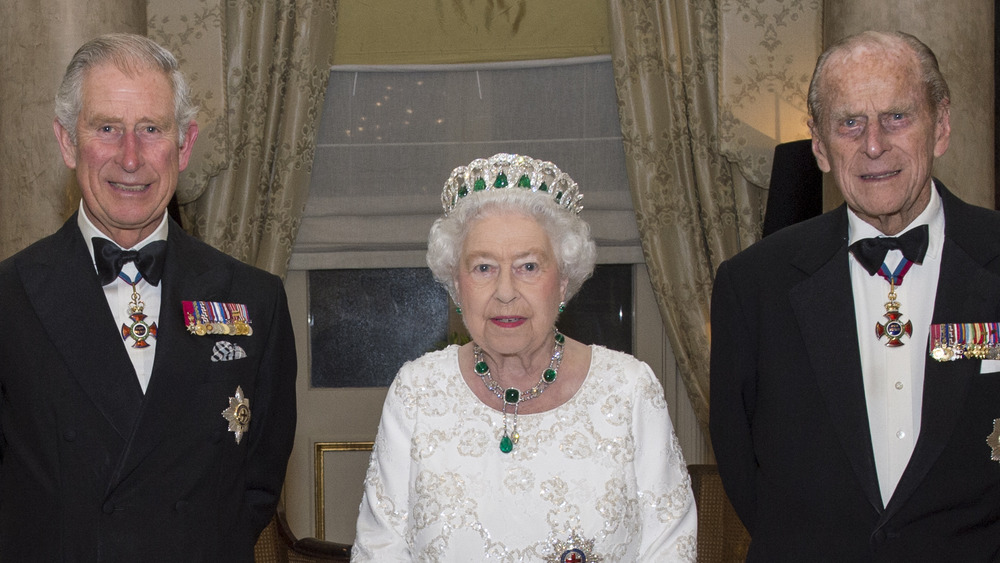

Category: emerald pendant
[494, 172, 508, 188]
[475, 361, 489, 375]
[517, 174, 531, 188]
[500, 434, 513, 453]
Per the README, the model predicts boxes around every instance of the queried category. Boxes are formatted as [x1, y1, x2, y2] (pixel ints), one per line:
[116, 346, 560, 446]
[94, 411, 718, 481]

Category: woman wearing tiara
[352, 154, 696, 562]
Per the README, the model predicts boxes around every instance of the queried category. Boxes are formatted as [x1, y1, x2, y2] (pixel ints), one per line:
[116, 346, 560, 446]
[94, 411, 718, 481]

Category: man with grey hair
[711, 30, 1000, 560]
[0, 33, 296, 561]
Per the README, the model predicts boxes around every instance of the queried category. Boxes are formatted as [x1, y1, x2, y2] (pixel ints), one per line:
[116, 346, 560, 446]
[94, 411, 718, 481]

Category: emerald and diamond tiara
[441, 153, 584, 216]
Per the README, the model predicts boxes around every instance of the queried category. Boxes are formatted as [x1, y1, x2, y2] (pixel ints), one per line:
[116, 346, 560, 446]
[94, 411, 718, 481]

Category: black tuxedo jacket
[710, 183, 1000, 561]
[0, 215, 297, 562]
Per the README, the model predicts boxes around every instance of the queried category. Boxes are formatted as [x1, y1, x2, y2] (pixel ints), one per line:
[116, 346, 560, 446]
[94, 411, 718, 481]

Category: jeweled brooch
[222, 386, 251, 444]
[548, 531, 603, 563]
[988, 418, 1000, 463]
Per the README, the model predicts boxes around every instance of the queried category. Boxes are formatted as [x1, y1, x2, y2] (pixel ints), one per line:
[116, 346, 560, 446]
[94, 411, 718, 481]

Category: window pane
[559, 264, 633, 354]
[308, 265, 632, 388]
[308, 268, 449, 388]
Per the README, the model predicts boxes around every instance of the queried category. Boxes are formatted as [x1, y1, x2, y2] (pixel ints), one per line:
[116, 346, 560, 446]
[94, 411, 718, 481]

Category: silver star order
[222, 386, 251, 444]
[548, 530, 603, 563]
[988, 418, 1000, 462]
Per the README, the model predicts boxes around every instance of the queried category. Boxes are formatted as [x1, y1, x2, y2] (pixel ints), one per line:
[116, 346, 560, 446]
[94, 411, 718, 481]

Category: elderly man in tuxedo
[0, 34, 296, 561]
[710, 30, 1000, 561]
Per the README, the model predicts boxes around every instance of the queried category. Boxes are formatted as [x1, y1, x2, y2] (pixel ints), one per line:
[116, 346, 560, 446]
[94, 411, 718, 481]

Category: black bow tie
[92, 238, 167, 286]
[848, 224, 929, 276]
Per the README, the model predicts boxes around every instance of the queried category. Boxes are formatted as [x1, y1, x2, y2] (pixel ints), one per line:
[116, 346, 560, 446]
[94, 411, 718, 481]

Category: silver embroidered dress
[352, 345, 697, 562]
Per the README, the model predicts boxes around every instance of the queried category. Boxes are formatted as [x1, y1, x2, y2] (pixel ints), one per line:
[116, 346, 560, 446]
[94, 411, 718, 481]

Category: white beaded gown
[352, 344, 697, 562]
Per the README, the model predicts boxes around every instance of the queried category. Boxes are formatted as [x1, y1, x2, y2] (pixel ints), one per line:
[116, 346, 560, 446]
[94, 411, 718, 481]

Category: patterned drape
[716, 0, 819, 187]
[148, 0, 337, 277]
[608, 0, 767, 430]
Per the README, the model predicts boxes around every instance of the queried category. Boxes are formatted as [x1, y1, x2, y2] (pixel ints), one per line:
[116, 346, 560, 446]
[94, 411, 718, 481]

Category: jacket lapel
[108, 222, 234, 482]
[789, 208, 885, 513]
[18, 218, 143, 440]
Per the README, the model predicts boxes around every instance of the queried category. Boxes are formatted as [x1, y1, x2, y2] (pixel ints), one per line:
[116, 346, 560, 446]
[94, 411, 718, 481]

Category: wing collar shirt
[78, 202, 168, 393]
[848, 183, 944, 507]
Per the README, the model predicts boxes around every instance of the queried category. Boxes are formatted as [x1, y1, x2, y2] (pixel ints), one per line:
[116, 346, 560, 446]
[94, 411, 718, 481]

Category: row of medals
[931, 341, 1000, 362]
[885, 285, 1000, 361]
[186, 313, 253, 337]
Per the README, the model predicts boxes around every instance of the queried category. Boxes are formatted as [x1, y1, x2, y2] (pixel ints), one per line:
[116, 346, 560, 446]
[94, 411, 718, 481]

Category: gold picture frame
[314, 441, 374, 541]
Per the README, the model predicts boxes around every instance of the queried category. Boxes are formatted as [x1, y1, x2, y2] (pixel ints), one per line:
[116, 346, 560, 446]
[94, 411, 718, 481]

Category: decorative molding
[314, 441, 374, 540]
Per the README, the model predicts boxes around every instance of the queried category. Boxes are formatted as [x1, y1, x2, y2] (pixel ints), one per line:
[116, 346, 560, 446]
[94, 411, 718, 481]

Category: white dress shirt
[848, 184, 944, 507]
[78, 202, 168, 393]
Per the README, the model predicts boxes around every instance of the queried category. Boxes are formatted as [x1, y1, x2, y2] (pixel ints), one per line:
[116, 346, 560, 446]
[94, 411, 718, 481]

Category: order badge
[222, 386, 251, 444]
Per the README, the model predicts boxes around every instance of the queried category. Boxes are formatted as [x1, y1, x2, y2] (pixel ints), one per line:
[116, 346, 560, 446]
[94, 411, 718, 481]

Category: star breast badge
[988, 418, 1000, 463]
[548, 531, 603, 563]
[222, 386, 251, 444]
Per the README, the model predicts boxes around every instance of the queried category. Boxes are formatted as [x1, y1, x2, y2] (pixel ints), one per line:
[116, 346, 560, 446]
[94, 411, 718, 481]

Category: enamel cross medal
[875, 259, 913, 347]
[119, 272, 157, 348]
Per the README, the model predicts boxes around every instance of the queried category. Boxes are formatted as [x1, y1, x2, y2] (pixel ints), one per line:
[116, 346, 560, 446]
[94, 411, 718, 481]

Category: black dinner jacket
[0, 214, 297, 562]
[710, 183, 1000, 562]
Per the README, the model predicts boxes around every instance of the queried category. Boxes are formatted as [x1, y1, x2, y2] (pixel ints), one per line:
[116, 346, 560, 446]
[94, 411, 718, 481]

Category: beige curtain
[148, 0, 337, 276]
[716, 3, 819, 187]
[608, 0, 766, 430]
